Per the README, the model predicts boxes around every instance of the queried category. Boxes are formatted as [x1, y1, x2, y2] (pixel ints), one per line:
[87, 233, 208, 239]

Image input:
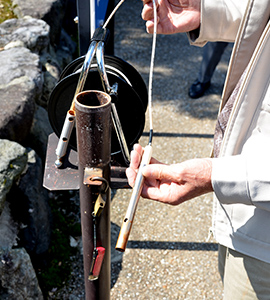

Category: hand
[141, 0, 201, 34]
[126, 144, 213, 205]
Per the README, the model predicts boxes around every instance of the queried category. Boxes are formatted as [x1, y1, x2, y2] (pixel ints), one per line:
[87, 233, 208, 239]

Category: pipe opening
[76, 90, 110, 108]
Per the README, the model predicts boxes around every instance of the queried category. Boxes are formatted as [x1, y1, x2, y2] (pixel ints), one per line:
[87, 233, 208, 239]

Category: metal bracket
[83, 167, 109, 217]
[83, 167, 103, 186]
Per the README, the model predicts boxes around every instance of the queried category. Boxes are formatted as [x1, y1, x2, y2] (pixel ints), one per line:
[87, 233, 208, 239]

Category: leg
[198, 42, 229, 83]
[219, 245, 270, 300]
[189, 42, 229, 98]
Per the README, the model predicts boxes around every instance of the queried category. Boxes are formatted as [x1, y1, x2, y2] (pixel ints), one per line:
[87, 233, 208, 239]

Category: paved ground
[51, 0, 233, 298]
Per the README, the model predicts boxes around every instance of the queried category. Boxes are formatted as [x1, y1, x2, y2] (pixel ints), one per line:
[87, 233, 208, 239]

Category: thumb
[142, 164, 174, 181]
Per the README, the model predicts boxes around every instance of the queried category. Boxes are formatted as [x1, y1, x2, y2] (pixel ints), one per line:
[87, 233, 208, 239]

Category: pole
[90, 0, 96, 37]
[75, 90, 111, 300]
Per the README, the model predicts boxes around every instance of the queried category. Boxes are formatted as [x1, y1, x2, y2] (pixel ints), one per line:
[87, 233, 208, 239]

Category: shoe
[188, 79, 211, 99]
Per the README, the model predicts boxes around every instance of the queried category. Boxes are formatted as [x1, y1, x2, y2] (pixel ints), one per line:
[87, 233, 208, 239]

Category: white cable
[148, 0, 157, 144]
[102, 0, 157, 144]
[115, 1, 158, 252]
[103, 0, 126, 29]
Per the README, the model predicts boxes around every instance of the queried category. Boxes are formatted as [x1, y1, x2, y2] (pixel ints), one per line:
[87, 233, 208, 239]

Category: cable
[148, 0, 157, 145]
[115, 0, 158, 252]
[103, 0, 157, 146]
[103, 0, 126, 29]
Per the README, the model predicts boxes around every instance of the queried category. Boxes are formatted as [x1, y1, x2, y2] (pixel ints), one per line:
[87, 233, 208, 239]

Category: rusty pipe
[75, 90, 111, 300]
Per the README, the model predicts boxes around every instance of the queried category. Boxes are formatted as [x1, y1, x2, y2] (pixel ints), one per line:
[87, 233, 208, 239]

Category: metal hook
[90, 176, 109, 193]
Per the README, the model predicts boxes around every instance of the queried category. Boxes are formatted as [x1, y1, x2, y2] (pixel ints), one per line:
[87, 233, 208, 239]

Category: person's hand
[141, 0, 201, 34]
[126, 144, 213, 205]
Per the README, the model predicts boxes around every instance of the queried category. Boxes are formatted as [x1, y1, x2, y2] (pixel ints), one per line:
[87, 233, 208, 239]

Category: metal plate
[43, 133, 79, 190]
[48, 69, 145, 155]
[43, 133, 129, 191]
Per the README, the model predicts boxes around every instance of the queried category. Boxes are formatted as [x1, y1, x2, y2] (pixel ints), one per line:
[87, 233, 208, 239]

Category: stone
[0, 0, 80, 297]
[0, 46, 42, 87]
[0, 202, 19, 254]
[39, 51, 61, 108]
[15, 149, 52, 257]
[0, 248, 43, 299]
[54, 29, 77, 69]
[0, 139, 27, 215]
[0, 83, 36, 143]
[0, 47, 43, 143]
[27, 105, 53, 160]
[0, 17, 50, 53]
[12, 0, 67, 45]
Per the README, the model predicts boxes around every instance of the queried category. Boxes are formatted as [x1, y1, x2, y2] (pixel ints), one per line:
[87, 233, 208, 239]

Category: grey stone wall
[0, 0, 77, 298]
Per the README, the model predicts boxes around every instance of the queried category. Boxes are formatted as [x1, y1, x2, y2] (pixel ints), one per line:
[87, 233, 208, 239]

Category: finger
[142, 164, 176, 182]
[129, 144, 144, 170]
[126, 167, 137, 187]
[133, 143, 144, 155]
[142, 0, 153, 4]
[142, 185, 161, 201]
[141, 179, 167, 202]
[141, 1, 154, 21]
[145, 20, 154, 34]
[126, 152, 153, 187]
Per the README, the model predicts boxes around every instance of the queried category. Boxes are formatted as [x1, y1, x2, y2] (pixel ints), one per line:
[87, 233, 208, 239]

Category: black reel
[48, 54, 148, 165]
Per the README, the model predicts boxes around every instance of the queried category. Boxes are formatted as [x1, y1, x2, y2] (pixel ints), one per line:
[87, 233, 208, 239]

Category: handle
[115, 145, 152, 252]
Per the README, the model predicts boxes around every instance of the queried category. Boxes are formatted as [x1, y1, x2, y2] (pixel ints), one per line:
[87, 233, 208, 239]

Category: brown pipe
[75, 90, 111, 300]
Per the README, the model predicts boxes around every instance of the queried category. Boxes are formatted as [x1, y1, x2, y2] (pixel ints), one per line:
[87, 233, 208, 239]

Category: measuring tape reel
[48, 50, 147, 164]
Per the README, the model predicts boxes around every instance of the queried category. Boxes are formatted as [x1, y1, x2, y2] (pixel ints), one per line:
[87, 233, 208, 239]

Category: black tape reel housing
[48, 55, 148, 159]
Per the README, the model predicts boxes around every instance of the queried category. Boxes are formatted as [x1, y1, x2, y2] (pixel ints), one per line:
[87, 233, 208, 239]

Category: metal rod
[96, 41, 130, 165]
[110, 102, 130, 165]
[115, 144, 152, 252]
[55, 41, 98, 167]
[75, 90, 111, 300]
[72, 41, 99, 111]
[96, 41, 111, 93]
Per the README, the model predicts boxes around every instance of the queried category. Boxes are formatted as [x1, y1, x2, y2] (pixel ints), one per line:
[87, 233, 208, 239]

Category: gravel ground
[49, 0, 233, 298]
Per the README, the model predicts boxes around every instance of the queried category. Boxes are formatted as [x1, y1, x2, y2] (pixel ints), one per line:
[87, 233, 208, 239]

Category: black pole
[76, 0, 90, 55]
[75, 90, 111, 300]
[104, 0, 115, 55]
[77, 0, 115, 55]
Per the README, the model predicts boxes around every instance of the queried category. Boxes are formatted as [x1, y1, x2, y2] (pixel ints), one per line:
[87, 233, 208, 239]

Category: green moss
[0, 0, 17, 23]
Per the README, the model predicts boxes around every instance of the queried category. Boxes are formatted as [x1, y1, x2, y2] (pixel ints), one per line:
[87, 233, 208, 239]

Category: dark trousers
[198, 42, 229, 83]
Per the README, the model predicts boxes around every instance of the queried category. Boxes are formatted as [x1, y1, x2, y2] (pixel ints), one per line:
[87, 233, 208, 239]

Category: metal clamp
[83, 168, 109, 217]
[92, 177, 109, 217]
